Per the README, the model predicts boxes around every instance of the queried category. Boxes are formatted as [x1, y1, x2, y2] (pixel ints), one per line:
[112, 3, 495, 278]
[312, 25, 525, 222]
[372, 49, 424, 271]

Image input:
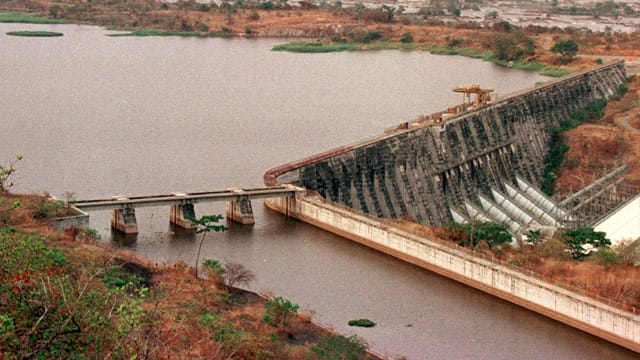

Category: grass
[0, 12, 65, 24]
[0, 192, 374, 359]
[427, 45, 487, 59]
[272, 41, 570, 77]
[272, 41, 359, 53]
[6, 31, 63, 37]
[108, 28, 231, 38]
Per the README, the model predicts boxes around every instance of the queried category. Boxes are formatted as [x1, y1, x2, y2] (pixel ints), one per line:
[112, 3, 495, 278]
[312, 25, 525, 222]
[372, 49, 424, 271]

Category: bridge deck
[71, 186, 299, 211]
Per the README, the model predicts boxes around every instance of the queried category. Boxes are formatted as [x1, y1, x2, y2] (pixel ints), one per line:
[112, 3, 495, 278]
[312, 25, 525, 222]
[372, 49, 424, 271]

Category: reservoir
[1, 22, 636, 359]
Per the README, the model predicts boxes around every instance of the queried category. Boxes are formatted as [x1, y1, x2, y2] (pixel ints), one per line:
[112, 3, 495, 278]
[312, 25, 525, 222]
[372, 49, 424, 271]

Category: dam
[265, 61, 640, 351]
[266, 61, 629, 232]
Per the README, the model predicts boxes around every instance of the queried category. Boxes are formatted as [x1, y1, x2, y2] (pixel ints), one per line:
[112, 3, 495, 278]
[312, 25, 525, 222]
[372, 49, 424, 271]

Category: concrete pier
[71, 186, 300, 233]
[169, 203, 196, 229]
[111, 206, 138, 234]
[226, 192, 255, 224]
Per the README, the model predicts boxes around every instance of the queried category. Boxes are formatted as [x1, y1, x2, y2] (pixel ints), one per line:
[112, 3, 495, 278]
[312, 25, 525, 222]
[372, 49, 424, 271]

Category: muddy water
[1, 23, 636, 359]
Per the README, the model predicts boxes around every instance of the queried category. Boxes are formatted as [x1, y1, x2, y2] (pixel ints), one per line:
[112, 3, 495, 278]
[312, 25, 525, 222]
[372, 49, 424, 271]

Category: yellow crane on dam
[453, 83, 495, 110]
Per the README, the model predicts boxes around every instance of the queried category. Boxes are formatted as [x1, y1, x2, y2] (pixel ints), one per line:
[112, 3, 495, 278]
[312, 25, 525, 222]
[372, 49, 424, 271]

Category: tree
[471, 222, 512, 249]
[224, 261, 255, 288]
[262, 296, 298, 332]
[551, 39, 579, 64]
[493, 34, 518, 61]
[0, 155, 22, 193]
[562, 227, 611, 259]
[191, 215, 228, 278]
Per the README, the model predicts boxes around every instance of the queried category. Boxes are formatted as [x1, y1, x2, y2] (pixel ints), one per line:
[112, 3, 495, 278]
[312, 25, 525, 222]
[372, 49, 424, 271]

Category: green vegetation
[309, 335, 368, 360]
[31, 198, 69, 219]
[0, 226, 151, 358]
[444, 222, 512, 249]
[108, 29, 231, 38]
[262, 296, 299, 331]
[542, 99, 608, 195]
[0, 155, 22, 193]
[191, 214, 228, 278]
[6, 31, 63, 37]
[203, 258, 226, 285]
[1, 191, 365, 357]
[0, 12, 65, 24]
[272, 41, 359, 53]
[551, 39, 579, 64]
[400, 32, 413, 44]
[563, 227, 611, 259]
[428, 45, 486, 58]
[348, 318, 376, 327]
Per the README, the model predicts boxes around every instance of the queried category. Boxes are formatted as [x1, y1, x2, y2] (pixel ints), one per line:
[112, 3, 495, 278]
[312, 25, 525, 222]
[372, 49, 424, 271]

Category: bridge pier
[226, 193, 255, 224]
[170, 203, 196, 229]
[111, 206, 138, 234]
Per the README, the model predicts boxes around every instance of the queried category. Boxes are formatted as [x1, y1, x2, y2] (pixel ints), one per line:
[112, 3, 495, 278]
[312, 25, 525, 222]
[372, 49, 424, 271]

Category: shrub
[400, 32, 413, 44]
[309, 335, 368, 360]
[224, 261, 255, 287]
[262, 296, 298, 331]
[260, 1, 274, 10]
[592, 247, 623, 268]
[348, 318, 376, 327]
[361, 30, 383, 43]
[203, 259, 226, 285]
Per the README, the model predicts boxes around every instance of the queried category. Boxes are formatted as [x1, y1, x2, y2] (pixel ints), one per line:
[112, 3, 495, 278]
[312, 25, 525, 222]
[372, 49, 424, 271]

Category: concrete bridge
[70, 185, 303, 234]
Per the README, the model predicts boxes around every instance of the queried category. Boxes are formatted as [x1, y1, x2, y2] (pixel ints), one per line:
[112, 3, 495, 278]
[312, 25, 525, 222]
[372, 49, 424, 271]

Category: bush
[592, 247, 623, 268]
[203, 259, 226, 285]
[400, 32, 413, 44]
[348, 318, 376, 327]
[361, 30, 383, 43]
[262, 296, 298, 331]
[309, 335, 368, 360]
[260, 1, 274, 10]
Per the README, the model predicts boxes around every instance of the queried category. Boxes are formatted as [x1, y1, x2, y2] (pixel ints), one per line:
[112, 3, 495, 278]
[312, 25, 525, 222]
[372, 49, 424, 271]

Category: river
[1, 22, 636, 359]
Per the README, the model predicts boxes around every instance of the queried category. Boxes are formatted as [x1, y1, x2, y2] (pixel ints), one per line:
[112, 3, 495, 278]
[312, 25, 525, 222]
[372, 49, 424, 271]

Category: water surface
[1, 23, 636, 359]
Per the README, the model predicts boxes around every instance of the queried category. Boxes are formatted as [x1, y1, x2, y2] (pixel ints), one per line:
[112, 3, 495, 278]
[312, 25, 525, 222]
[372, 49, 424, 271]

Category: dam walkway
[69, 185, 303, 234]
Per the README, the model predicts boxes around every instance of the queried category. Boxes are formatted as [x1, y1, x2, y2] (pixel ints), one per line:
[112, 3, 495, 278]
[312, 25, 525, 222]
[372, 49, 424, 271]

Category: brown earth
[556, 76, 640, 193]
[0, 192, 381, 359]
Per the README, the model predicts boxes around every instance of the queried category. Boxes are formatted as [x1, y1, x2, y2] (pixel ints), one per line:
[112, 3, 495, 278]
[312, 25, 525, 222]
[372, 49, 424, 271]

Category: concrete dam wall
[268, 61, 627, 227]
[264, 61, 637, 351]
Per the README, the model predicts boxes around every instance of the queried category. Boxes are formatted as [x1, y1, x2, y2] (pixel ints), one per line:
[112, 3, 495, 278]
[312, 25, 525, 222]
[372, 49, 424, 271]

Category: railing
[71, 186, 299, 211]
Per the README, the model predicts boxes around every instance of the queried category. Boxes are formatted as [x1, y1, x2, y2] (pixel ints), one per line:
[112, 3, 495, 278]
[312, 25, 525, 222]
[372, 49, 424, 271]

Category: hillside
[0, 193, 379, 359]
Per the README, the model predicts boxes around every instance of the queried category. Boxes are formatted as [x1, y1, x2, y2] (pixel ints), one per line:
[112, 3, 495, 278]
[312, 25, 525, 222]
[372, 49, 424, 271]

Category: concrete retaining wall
[266, 193, 640, 352]
[49, 206, 89, 232]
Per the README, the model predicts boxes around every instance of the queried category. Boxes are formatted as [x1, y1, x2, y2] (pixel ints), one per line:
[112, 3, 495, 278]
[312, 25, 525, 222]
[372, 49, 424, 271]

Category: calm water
[1, 23, 636, 359]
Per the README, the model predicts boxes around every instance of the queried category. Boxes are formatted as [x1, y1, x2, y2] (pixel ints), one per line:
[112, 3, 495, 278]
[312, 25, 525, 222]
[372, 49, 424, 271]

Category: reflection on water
[1, 23, 636, 359]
